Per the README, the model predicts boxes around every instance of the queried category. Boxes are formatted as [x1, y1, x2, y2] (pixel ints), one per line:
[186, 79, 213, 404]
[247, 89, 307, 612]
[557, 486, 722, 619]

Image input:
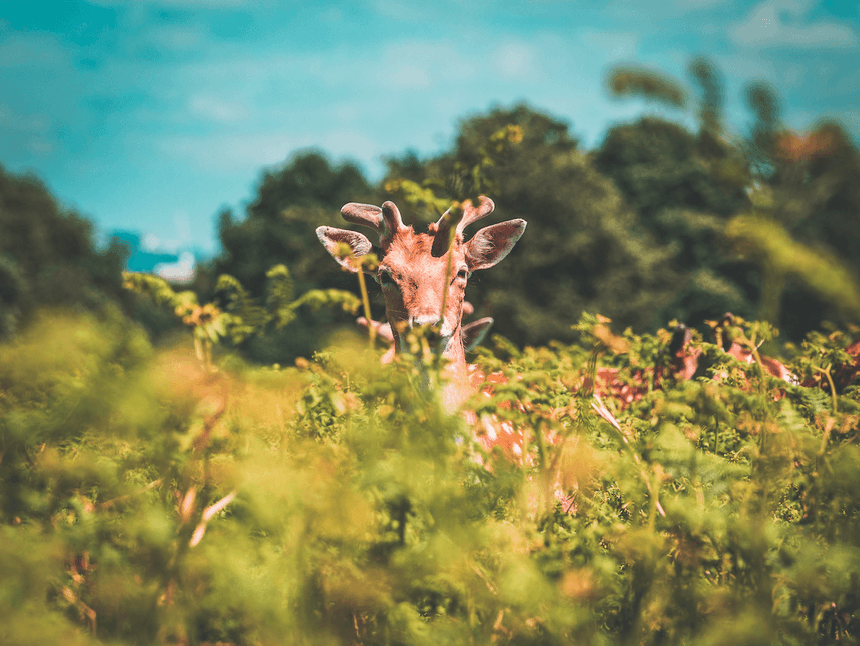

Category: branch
[61, 585, 97, 635]
[189, 490, 238, 547]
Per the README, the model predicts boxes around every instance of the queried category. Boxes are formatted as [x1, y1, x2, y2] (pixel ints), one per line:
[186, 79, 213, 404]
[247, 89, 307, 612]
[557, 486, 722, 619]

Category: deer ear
[465, 219, 527, 272]
[316, 226, 374, 273]
[462, 317, 493, 352]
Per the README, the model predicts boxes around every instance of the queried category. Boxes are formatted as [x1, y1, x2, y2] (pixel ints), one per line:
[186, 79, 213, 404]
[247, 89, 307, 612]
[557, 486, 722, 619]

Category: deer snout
[409, 314, 441, 328]
[408, 314, 455, 339]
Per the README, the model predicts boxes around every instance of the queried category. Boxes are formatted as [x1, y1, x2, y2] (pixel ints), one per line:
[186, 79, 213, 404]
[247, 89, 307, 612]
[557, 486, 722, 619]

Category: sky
[2, 0, 858, 259]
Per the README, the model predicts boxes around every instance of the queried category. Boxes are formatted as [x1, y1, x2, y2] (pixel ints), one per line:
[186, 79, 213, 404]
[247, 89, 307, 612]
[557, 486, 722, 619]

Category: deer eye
[455, 269, 469, 282]
[378, 269, 395, 288]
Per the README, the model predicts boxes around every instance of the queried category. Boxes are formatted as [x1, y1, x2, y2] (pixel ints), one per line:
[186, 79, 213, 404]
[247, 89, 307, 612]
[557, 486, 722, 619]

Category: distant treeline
[0, 168, 131, 338]
[3, 94, 859, 362]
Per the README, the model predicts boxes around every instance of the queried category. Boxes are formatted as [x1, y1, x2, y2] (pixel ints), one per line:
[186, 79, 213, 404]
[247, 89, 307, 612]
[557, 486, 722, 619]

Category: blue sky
[2, 0, 858, 256]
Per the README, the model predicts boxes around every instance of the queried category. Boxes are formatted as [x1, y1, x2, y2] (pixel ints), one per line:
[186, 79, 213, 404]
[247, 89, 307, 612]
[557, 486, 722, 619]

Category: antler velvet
[430, 196, 495, 257]
[340, 200, 406, 248]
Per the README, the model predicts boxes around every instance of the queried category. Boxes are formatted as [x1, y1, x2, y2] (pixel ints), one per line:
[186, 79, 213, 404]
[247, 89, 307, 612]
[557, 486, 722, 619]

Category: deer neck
[389, 321, 472, 412]
[438, 331, 473, 412]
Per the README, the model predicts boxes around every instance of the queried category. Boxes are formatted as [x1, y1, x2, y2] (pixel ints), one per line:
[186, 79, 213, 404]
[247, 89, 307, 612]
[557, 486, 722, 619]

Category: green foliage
[593, 115, 757, 328]
[607, 66, 687, 109]
[0, 164, 130, 339]
[3, 307, 859, 644]
[383, 104, 680, 346]
[741, 116, 860, 338]
[727, 215, 860, 321]
[123, 266, 361, 367]
[206, 78, 859, 360]
[3, 56, 860, 644]
[214, 152, 381, 363]
[594, 118, 748, 222]
[601, 58, 860, 341]
[382, 123, 525, 226]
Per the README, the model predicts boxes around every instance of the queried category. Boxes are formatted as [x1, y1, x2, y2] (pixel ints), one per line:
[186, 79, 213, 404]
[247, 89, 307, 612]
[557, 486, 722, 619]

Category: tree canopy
[214, 151, 382, 362]
[381, 105, 680, 345]
[0, 165, 129, 339]
[205, 97, 860, 363]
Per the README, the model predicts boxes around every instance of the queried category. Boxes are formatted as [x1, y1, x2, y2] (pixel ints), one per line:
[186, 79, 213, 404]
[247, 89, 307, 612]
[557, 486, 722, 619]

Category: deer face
[375, 229, 469, 344]
[317, 197, 526, 363]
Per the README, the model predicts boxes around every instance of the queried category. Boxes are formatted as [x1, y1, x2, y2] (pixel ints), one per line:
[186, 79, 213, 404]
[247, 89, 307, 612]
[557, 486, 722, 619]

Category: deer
[316, 196, 527, 412]
[317, 197, 624, 462]
[593, 316, 798, 411]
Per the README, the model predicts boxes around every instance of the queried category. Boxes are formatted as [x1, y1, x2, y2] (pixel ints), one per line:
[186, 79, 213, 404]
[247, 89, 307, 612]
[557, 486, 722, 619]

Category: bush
[2, 308, 858, 645]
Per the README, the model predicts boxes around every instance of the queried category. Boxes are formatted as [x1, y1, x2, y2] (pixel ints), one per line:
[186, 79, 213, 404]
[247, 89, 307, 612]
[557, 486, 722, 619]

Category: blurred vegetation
[213, 152, 382, 363]
[601, 58, 860, 344]
[381, 106, 679, 346]
[123, 267, 361, 369]
[203, 63, 858, 362]
[0, 165, 131, 339]
[1, 305, 858, 644]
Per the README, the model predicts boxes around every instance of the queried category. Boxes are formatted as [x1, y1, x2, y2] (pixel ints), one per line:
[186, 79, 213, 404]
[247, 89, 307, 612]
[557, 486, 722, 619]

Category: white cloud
[493, 42, 538, 79]
[142, 232, 163, 252]
[835, 67, 860, 96]
[26, 139, 54, 155]
[175, 210, 192, 244]
[369, 0, 431, 22]
[0, 30, 69, 67]
[0, 31, 87, 164]
[330, 104, 360, 124]
[675, 0, 729, 8]
[320, 130, 380, 161]
[164, 131, 319, 171]
[371, 41, 481, 92]
[189, 95, 249, 122]
[731, 0, 859, 49]
[164, 127, 382, 175]
[319, 7, 344, 22]
[780, 61, 808, 89]
[0, 104, 50, 134]
[147, 25, 204, 52]
[714, 49, 819, 94]
[155, 252, 196, 285]
[376, 61, 433, 91]
[141, 211, 193, 254]
[156, 0, 246, 5]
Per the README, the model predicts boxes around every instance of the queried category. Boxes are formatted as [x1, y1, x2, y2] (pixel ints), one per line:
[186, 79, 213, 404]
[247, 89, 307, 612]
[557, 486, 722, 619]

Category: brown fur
[317, 197, 526, 410]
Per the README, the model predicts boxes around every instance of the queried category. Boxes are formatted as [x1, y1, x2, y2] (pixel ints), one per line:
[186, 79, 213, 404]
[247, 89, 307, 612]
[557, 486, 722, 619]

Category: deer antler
[431, 196, 495, 257]
[341, 201, 406, 248]
[457, 196, 495, 234]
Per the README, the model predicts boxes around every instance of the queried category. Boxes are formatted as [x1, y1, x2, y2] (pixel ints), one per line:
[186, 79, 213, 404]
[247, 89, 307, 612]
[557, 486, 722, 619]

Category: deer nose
[409, 314, 440, 328]
[409, 314, 455, 339]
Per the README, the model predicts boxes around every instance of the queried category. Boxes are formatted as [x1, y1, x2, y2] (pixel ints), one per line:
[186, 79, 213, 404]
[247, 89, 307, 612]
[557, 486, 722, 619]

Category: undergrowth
[1, 308, 859, 645]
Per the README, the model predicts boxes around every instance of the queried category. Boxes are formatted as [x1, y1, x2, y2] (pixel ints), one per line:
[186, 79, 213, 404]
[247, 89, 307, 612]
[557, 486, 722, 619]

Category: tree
[0, 164, 130, 339]
[742, 108, 860, 339]
[215, 151, 382, 363]
[594, 117, 748, 224]
[382, 104, 680, 346]
[599, 59, 860, 340]
[593, 117, 758, 326]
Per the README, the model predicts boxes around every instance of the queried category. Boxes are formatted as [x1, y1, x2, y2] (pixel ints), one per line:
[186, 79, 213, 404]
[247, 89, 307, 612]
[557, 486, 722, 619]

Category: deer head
[316, 197, 526, 373]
